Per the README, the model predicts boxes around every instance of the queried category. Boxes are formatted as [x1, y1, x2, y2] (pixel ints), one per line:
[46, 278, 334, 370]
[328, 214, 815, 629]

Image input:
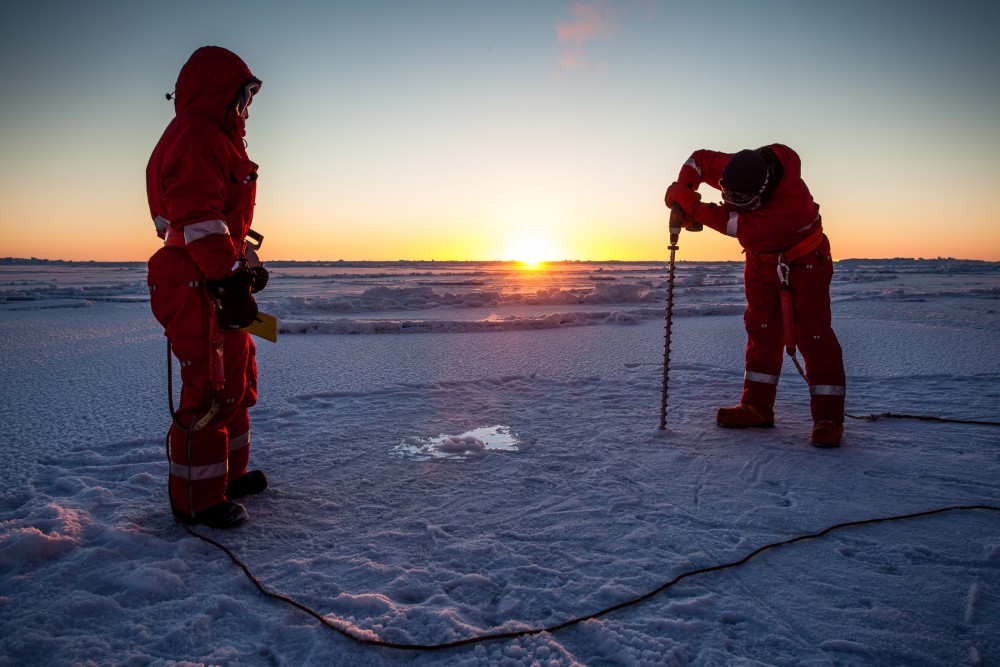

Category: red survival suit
[675, 144, 846, 423]
[146, 47, 260, 517]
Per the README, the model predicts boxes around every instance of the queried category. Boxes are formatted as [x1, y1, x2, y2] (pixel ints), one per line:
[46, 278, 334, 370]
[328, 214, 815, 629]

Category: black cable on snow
[782, 344, 1000, 428]
[181, 504, 1000, 652]
[164, 342, 1000, 649]
[846, 412, 1000, 427]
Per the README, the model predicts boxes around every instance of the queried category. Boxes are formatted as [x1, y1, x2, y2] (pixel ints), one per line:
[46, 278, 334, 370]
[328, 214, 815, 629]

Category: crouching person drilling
[146, 46, 270, 528]
[665, 145, 846, 447]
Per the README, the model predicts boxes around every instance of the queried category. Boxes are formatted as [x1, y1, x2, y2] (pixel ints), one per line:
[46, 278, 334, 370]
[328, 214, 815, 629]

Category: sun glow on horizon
[501, 231, 562, 267]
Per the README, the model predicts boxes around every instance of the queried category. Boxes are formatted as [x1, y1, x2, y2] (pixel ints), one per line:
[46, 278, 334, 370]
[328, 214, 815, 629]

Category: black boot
[226, 470, 268, 498]
[173, 500, 248, 529]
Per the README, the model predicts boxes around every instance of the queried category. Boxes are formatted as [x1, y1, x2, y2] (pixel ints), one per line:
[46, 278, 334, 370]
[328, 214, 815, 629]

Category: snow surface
[1, 258, 999, 666]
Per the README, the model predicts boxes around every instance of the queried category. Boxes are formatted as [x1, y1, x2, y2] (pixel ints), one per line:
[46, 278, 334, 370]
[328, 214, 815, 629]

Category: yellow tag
[243, 311, 278, 342]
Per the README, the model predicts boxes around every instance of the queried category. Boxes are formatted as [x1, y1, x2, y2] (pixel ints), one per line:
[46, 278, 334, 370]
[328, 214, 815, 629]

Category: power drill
[669, 207, 703, 245]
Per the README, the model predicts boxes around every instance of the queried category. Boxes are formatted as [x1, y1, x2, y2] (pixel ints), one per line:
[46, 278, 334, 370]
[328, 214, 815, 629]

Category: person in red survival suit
[147, 46, 270, 528]
[664, 145, 846, 447]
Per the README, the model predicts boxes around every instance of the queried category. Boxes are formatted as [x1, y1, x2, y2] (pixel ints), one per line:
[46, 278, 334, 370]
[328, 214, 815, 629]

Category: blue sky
[1, 1, 998, 261]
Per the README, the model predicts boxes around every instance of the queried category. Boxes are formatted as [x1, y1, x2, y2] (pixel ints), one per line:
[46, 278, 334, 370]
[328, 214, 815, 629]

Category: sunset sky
[1, 1, 998, 262]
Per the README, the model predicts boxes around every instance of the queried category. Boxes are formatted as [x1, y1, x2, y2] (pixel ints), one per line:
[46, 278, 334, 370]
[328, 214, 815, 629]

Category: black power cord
[846, 412, 1000, 427]
[166, 348, 1000, 650]
[180, 504, 1000, 652]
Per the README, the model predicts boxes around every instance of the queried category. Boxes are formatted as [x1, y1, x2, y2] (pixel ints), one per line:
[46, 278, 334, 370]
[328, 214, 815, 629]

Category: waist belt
[755, 223, 825, 263]
[163, 229, 186, 248]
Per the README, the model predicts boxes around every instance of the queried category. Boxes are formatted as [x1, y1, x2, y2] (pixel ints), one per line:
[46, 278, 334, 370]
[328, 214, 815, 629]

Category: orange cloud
[556, 0, 619, 71]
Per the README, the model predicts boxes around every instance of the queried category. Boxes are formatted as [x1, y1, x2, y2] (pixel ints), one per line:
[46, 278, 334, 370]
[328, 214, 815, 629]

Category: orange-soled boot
[811, 421, 844, 448]
[716, 404, 774, 428]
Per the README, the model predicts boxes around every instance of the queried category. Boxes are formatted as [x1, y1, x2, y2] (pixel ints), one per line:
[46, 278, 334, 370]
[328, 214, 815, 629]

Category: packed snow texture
[1, 258, 999, 666]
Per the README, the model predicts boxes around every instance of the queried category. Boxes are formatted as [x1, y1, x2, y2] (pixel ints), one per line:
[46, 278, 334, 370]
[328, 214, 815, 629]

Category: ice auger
[659, 206, 701, 429]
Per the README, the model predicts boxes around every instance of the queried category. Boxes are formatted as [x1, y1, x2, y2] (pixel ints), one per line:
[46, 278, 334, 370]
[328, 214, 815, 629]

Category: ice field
[1, 257, 998, 665]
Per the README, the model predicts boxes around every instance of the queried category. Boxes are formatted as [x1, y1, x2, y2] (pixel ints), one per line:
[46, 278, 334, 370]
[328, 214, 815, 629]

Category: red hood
[174, 46, 255, 130]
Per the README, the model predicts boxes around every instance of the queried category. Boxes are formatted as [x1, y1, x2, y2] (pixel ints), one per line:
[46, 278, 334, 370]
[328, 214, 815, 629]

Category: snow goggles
[236, 78, 262, 118]
[720, 182, 760, 208]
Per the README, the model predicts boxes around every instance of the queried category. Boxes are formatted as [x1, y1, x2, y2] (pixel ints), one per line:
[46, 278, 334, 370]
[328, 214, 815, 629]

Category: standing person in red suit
[665, 145, 846, 447]
[147, 46, 270, 528]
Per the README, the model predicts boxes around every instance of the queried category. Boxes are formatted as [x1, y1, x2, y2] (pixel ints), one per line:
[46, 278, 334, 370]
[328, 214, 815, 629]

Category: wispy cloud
[555, 0, 620, 72]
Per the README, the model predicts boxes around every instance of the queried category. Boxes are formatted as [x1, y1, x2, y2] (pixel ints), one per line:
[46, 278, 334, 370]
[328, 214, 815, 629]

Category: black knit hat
[720, 149, 769, 198]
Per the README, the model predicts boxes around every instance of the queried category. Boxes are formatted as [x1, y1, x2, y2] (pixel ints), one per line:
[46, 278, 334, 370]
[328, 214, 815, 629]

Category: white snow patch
[392, 425, 522, 461]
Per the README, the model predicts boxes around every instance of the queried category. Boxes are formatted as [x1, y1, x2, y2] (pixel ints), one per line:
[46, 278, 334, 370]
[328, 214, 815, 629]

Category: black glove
[206, 269, 258, 329]
[249, 265, 269, 293]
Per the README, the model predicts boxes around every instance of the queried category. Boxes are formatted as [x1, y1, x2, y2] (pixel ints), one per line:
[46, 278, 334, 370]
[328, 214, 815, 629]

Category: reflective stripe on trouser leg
[170, 459, 229, 480]
[168, 421, 229, 514]
[229, 430, 249, 452]
[809, 384, 846, 424]
[226, 409, 251, 483]
[745, 371, 779, 385]
[809, 387, 845, 423]
[742, 369, 779, 409]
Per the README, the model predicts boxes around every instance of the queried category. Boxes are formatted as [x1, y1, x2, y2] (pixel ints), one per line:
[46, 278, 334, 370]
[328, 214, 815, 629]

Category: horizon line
[3, 256, 998, 265]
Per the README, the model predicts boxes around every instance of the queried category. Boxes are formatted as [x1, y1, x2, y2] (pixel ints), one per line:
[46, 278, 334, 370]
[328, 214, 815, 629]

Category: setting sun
[503, 232, 561, 266]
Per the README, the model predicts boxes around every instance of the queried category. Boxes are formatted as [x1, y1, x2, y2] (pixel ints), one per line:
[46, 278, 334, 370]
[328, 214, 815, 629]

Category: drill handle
[669, 206, 683, 245]
[670, 205, 703, 237]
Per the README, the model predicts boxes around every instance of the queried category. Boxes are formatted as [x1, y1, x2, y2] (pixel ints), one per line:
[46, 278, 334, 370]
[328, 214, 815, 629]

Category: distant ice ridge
[277, 303, 747, 335]
[235, 262, 748, 334]
[270, 281, 676, 315]
[3, 259, 997, 332]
